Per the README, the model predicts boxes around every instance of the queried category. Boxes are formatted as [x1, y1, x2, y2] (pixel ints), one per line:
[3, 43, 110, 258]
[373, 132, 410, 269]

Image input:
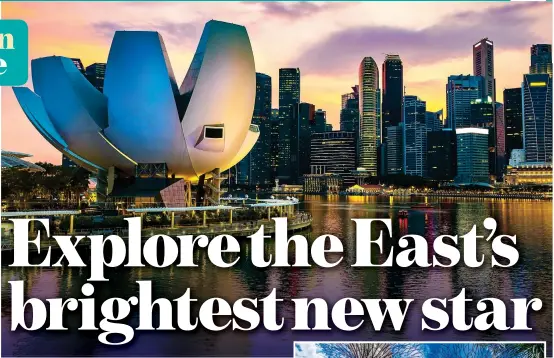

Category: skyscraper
[270, 108, 280, 182]
[530, 44, 552, 76]
[278, 68, 300, 182]
[341, 85, 359, 109]
[85, 63, 106, 92]
[341, 97, 359, 131]
[358, 57, 380, 175]
[470, 96, 496, 179]
[313, 109, 327, 134]
[456, 128, 489, 184]
[503, 88, 523, 163]
[237, 73, 272, 186]
[495, 102, 505, 179]
[292, 102, 315, 182]
[473, 38, 495, 100]
[62, 154, 78, 168]
[425, 109, 443, 132]
[386, 125, 403, 175]
[309, 131, 357, 187]
[404, 95, 426, 177]
[446, 75, 484, 129]
[382, 55, 404, 130]
[71, 58, 85, 73]
[522, 73, 553, 163]
[427, 129, 456, 181]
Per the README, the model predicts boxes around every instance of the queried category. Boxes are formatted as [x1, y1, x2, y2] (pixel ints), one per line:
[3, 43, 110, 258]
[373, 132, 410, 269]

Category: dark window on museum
[205, 127, 224, 138]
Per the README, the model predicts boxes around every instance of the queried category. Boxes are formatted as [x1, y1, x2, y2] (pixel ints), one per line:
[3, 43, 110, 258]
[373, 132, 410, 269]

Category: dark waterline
[2, 196, 552, 357]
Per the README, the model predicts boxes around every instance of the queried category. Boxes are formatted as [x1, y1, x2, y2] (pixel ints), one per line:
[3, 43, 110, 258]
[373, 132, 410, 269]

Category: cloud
[243, 2, 348, 20]
[92, 20, 201, 44]
[291, 2, 551, 76]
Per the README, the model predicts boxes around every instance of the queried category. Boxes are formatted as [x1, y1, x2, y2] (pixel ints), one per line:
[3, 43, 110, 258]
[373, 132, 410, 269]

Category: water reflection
[1, 196, 551, 356]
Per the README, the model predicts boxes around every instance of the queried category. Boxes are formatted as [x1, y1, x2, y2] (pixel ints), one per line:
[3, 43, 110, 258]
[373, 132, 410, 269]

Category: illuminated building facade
[309, 131, 357, 187]
[278, 68, 301, 183]
[504, 87, 523, 163]
[470, 96, 496, 179]
[270, 108, 279, 181]
[237, 72, 272, 186]
[522, 73, 552, 163]
[473, 38, 495, 100]
[427, 129, 456, 181]
[505, 163, 552, 186]
[85, 63, 106, 92]
[303, 173, 343, 194]
[530, 44, 552, 76]
[386, 125, 403, 175]
[446, 75, 484, 129]
[292, 102, 315, 183]
[456, 128, 489, 184]
[358, 57, 380, 175]
[403, 95, 426, 177]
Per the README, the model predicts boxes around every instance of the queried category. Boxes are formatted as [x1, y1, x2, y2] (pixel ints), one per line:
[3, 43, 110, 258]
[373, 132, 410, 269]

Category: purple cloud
[290, 3, 552, 76]
[242, 2, 348, 19]
[92, 20, 200, 44]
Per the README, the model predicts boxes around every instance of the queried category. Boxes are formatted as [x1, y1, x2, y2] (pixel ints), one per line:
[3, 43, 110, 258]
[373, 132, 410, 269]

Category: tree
[491, 343, 545, 358]
[1, 163, 90, 209]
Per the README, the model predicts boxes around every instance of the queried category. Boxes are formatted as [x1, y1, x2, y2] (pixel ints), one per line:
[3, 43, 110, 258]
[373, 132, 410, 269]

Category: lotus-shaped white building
[13, 20, 258, 183]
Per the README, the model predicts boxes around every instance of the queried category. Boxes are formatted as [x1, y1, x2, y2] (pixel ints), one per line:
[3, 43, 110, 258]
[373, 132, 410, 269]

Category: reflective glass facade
[522, 73, 552, 163]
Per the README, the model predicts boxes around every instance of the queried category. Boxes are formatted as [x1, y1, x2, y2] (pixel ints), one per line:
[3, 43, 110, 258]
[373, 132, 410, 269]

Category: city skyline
[2, 1, 552, 164]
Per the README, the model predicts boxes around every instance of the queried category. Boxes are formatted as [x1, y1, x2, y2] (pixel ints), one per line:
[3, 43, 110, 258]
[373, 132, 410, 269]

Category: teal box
[0, 20, 28, 86]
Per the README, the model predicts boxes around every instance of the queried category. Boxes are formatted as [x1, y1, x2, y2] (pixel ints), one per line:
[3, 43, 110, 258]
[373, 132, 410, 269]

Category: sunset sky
[2, 1, 552, 164]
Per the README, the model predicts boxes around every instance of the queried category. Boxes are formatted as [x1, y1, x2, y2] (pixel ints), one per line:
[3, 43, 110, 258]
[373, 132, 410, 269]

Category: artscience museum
[13, 20, 259, 206]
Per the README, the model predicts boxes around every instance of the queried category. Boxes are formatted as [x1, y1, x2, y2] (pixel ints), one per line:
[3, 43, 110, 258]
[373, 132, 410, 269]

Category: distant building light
[456, 128, 489, 135]
[530, 82, 547, 87]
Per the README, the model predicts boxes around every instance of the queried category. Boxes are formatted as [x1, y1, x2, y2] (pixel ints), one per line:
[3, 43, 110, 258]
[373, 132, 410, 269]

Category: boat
[411, 203, 434, 209]
[398, 210, 409, 218]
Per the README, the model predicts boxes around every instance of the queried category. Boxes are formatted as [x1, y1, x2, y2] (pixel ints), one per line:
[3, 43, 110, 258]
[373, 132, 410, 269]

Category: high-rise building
[340, 97, 359, 133]
[341, 85, 359, 109]
[309, 131, 357, 187]
[85, 63, 106, 92]
[503, 88, 523, 164]
[446, 75, 484, 129]
[425, 109, 443, 132]
[470, 96, 496, 179]
[386, 125, 403, 175]
[473, 38, 495, 100]
[313, 109, 327, 134]
[404, 95, 426, 177]
[292, 102, 315, 183]
[522, 73, 553, 163]
[236, 73, 272, 186]
[270, 108, 280, 181]
[278, 68, 301, 182]
[427, 129, 456, 181]
[62, 154, 78, 168]
[455, 128, 489, 184]
[71, 58, 85, 73]
[382, 54, 403, 130]
[358, 57, 380, 175]
[495, 102, 505, 179]
[325, 124, 333, 132]
[530, 44, 552, 76]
